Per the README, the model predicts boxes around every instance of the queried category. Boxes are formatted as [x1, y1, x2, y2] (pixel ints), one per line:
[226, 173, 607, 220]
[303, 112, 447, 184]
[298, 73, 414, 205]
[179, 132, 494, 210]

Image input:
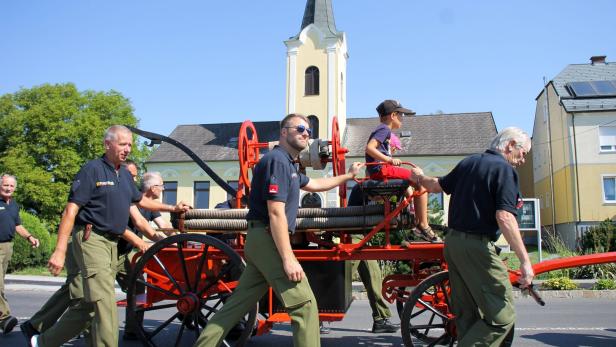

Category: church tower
[284, 0, 348, 140]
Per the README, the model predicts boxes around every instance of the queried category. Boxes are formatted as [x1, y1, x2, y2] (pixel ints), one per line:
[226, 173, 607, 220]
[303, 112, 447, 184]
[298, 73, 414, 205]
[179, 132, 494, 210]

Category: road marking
[516, 327, 610, 331]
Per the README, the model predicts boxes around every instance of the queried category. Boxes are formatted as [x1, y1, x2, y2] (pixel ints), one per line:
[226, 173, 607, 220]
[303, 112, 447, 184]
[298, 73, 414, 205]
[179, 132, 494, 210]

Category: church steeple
[285, 0, 347, 144]
[298, 0, 339, 38]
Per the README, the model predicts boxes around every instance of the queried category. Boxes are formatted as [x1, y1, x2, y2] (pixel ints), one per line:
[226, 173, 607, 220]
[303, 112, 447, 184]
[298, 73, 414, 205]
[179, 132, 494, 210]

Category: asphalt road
[2, 289, 615, 346]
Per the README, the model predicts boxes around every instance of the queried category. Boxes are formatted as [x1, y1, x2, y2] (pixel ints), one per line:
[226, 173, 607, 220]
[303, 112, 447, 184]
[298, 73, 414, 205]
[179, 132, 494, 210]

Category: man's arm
[414, 172, 444, 194]
[129, 205, 165, 242]
[120, 228, 151, 253]
[137, 197, 191, 213]
[153, 216, 172, 229]
[268, 200, 304, 282]
[48, 202, 80, 276]
[15, 225, 40, 248]
[496, 209, 534, 288]
[303, 162, 363, 192]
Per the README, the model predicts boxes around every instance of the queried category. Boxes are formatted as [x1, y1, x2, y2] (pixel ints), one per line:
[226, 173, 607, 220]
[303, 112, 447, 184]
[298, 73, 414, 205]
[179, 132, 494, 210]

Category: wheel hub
[177, 292, 200, 315]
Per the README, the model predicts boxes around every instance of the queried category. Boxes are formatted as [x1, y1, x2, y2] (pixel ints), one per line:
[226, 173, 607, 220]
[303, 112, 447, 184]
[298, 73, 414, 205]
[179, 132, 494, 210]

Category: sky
[2, 0, 616, 138]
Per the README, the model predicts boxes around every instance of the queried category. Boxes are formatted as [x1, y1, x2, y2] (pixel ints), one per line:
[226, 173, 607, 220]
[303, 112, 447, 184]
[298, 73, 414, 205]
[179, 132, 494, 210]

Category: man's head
[489, 127, 531, 167]
[104, 125, 133, 167]
[141, 172, 165, 199]
[279, 113, 311, 154]
[0, 174, 17, 201]
[123, 160, 138, 182]
[376, 100, 415, 129]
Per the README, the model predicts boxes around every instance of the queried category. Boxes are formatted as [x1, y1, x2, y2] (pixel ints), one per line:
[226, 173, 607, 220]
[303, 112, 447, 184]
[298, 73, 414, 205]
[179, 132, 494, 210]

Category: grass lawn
[500, 245, 569, 279]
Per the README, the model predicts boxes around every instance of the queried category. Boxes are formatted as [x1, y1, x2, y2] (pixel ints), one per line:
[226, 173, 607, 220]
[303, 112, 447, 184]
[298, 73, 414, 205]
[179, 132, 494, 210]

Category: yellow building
[532, 55, 616, 248]
[146, 0, 497, 223]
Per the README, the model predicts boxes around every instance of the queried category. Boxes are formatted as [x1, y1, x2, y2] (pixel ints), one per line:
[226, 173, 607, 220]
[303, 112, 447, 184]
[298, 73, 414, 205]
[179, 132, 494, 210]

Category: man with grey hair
[40, 125, 189, 347]
[0, 174, 40, 334]
[411, 126, 533, 346]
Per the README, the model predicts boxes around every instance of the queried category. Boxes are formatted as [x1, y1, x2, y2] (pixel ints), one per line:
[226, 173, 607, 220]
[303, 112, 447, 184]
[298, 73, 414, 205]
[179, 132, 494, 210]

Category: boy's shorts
[369, 165, 412, 181]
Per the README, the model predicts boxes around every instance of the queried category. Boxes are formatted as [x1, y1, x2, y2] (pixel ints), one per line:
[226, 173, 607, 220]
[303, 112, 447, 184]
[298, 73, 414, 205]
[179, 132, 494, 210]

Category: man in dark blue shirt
[0, 174, 39, 335]
[41, 125, 189, 347]
[195, 114, 362, 347]
[413, 127, 534, 346]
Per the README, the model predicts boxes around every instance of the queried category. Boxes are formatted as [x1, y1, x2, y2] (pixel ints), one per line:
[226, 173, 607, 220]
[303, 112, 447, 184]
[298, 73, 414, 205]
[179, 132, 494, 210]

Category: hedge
[8, 211, 53, 272]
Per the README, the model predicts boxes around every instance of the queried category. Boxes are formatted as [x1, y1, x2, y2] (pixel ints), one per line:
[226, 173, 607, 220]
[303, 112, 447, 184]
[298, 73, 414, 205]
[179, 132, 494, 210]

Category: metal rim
[401, 271, 456, 347]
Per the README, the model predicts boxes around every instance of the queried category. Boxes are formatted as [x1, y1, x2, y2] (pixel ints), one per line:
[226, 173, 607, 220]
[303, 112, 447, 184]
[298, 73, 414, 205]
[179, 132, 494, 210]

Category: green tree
[0, 83, 149, 228]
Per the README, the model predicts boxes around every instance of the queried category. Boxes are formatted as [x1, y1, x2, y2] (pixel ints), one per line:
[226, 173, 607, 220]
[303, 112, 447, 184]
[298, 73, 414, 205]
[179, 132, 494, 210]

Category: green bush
[541, 277, 577, 290]
[581, 219, 616, 253]
[8, 211, 53, 272]
[593, 278, 616, 290]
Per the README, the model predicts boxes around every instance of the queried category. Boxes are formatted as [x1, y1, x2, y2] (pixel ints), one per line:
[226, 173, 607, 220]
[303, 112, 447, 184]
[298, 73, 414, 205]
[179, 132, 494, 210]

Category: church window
[305, 66, 320, 95]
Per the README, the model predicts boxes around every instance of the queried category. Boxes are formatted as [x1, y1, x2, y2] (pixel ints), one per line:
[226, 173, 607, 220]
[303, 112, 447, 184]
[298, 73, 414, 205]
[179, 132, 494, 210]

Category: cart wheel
[401, 271, 456, 347]
[395, 286, 409, 319]
[126, 233, 257, 347]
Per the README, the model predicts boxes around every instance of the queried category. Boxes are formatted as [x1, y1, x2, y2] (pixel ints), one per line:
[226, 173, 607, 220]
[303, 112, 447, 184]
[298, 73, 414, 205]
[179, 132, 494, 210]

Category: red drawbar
[268, 184, 279, 194]
[370, 165, 412, 181]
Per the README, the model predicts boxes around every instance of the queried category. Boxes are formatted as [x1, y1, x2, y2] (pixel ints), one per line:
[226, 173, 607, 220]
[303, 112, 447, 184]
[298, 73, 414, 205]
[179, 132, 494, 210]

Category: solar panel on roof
[567, 80, 616, 97]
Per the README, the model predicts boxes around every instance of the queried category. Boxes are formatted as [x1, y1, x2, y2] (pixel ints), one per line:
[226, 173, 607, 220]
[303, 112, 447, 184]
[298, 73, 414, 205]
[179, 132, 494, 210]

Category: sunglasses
[284, 124, 312, 136]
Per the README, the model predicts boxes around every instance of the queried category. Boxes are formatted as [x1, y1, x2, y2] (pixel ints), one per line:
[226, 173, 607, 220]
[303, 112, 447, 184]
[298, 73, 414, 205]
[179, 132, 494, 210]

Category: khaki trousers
[0, 242, 13, 324]
[194, 224, 320, 347]
[350, 235, 391, 321]
[444, 230, 515, 347]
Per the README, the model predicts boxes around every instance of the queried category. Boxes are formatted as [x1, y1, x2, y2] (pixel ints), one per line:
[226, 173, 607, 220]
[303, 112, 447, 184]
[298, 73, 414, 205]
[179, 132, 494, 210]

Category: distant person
[0, 174, 40, 335]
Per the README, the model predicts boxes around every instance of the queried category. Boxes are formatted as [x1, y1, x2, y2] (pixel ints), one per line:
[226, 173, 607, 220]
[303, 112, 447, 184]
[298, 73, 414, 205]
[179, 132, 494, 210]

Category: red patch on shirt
[268, 184, 279, 194]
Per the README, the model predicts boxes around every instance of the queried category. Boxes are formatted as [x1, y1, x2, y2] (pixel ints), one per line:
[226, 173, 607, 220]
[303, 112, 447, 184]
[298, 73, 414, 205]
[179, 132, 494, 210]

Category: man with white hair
[411, 127, 534, 346]
[0, 174, 40, 334]
[40, 125, 189, 347]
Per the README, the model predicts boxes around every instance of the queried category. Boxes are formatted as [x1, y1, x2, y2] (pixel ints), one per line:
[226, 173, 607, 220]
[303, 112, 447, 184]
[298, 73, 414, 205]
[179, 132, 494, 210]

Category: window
[305, 66, 319, 95]
[194, 181, 210, 209]
[162, 181, 177, 205]
[301, 193, 322, 208]
[602, 176, 616, 203]
[599, 126, 616, 152]
[227, 180, 239, 200]
[307, 115, 319, 139]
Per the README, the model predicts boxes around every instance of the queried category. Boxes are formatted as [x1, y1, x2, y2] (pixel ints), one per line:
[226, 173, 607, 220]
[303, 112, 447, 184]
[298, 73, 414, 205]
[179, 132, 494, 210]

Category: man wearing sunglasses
[195, 114, 363, 347]
[411, 127, 533, 347]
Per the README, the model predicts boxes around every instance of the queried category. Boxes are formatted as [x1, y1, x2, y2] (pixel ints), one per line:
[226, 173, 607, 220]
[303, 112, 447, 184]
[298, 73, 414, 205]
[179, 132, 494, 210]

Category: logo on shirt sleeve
[268, 175, 279, 194]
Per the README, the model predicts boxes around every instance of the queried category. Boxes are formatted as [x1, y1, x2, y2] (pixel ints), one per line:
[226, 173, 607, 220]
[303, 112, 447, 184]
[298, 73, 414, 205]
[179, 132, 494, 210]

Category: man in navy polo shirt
[42, 125, 189, 347]
[195, 114, 362, 347]
[412, 127, 534, 346]
[0, 174, 40, 335]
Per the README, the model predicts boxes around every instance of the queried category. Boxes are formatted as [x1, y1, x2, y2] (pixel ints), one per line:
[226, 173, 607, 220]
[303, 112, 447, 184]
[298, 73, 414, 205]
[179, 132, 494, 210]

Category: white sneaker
[31, 335, 39, 347]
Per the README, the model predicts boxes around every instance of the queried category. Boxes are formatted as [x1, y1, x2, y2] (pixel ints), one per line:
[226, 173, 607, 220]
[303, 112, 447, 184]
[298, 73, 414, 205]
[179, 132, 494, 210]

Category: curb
[7, 275, 616, 299]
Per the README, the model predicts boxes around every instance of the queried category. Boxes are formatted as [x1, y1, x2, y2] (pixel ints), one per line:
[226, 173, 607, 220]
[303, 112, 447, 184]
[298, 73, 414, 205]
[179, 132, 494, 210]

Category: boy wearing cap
[365, 100, 440, 242]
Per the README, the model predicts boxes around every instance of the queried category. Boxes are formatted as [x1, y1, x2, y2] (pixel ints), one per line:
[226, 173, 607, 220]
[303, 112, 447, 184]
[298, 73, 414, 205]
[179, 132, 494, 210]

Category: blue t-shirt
[0, 198, 21, 242]
[365, 123, 392, 175]
[246, 146, 310, 233]
[69, 156, 143, 235]
[438, 149, 520, 237]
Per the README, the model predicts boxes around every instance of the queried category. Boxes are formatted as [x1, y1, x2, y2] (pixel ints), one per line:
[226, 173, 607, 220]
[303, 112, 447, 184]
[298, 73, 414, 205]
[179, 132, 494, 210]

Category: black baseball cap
[376, 99, 416, 117]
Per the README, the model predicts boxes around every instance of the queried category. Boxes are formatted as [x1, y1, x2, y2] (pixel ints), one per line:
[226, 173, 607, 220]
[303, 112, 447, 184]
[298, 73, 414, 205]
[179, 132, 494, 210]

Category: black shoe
[371, 318, 399, 333]
[122, 331, 139, 340]
[1, 316, 18, 335]
[21, 320, 39, 342]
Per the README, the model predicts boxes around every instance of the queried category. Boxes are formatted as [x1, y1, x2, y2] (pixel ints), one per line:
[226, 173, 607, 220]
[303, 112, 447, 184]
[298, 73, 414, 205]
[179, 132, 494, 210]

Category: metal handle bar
[514, 283, 545, 306]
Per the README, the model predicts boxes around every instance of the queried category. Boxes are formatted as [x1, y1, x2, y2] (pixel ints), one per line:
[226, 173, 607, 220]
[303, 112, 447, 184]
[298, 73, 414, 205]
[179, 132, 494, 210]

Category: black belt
[446, 228, 494, 241]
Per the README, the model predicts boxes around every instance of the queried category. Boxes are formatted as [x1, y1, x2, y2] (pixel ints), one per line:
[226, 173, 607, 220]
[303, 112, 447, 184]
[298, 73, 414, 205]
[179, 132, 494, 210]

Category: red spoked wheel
[401, 271, 456, 346]
[330, 116, 348, 206]
[238, 121, 265, 198]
